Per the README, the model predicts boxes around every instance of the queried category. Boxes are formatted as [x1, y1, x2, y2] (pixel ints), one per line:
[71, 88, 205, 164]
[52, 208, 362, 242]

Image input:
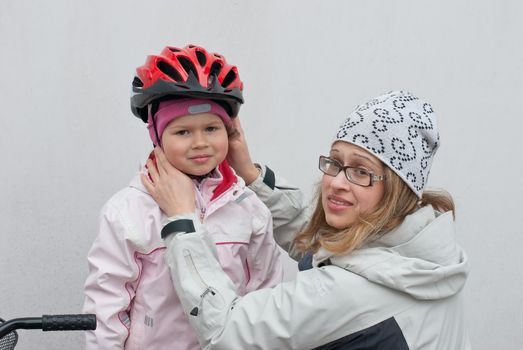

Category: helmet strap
[149, 103, 162, 147]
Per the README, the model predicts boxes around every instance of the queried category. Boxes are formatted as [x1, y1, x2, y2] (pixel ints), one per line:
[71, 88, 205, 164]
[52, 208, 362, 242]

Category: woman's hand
[227, 117, 261, 185]
[140, 147, 195, 217]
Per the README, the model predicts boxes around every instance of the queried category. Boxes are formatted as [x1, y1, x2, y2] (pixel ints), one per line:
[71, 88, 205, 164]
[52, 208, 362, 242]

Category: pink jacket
[83, 163, 283, 349]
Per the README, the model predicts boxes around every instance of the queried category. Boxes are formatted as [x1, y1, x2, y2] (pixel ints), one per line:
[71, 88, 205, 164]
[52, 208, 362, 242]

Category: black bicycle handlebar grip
[42, 314, 96, 331]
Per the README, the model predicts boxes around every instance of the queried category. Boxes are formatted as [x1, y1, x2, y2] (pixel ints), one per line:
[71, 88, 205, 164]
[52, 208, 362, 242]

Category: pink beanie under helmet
[147, 98, 231, 145]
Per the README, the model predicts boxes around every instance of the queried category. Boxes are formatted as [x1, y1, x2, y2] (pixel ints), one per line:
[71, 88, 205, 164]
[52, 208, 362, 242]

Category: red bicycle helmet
[131, 44, 244, 122]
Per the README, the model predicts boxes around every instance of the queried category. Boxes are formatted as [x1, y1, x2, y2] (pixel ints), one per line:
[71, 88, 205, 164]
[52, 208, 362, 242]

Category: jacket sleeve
[163, 221, 379, 350]
[247, 165, 309, 261]
[244, 205, 283, 292]
[83, 203, 140, 349]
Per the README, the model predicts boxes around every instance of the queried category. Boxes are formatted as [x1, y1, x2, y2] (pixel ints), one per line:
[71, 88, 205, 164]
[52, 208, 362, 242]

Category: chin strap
[149, 103, 162, 147]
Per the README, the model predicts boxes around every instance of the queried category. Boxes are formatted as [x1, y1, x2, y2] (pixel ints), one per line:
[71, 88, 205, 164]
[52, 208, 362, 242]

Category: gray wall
[1, 1, 522, 349]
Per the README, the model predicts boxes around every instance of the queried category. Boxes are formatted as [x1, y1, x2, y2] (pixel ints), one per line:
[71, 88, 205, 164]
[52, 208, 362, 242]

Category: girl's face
[321, 141, 386, 229]
[161, 113, 228, 176]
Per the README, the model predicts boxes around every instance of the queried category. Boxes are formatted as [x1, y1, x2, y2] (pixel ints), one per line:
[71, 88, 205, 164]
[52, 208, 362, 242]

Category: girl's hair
[294, 166, 455, 255]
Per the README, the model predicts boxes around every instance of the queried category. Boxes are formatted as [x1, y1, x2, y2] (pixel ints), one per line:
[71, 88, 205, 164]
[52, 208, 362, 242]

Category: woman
[144, 90, 470, 349]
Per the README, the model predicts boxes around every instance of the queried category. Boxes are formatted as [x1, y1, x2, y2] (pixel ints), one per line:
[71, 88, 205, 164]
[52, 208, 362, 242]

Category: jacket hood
[314, 205, 469, 300]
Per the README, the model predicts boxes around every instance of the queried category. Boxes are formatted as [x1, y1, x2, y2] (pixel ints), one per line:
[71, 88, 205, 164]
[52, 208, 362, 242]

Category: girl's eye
[175, 130, 189, 136]
[205, 126, 219, 132]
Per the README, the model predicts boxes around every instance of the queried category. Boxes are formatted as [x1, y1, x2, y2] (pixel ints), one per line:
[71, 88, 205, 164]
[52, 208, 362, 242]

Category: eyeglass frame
[318, 155, 386, 187]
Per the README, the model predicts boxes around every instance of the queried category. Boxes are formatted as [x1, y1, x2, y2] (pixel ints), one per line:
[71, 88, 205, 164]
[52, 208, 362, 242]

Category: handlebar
[0, 314, 96, 339]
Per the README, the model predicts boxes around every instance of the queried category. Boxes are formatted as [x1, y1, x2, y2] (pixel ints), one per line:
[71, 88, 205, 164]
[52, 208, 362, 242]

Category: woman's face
[321, 141, 386, 229]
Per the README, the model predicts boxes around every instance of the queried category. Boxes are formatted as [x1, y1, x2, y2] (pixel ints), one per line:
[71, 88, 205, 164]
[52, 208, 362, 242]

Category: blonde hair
[294, 167, 455, 255]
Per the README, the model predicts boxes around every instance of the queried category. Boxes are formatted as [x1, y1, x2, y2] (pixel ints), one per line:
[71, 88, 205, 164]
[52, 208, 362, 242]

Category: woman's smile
[325, 194, 354, 212]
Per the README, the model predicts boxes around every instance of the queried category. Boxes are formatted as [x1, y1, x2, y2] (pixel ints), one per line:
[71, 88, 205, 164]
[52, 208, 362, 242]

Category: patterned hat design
[333, 91, 439, 198]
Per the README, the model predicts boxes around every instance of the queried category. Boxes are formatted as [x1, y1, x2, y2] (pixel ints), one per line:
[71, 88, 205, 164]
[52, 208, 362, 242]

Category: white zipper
[194, 182, 207, 223]
[184, 249, 208, 290]
[196, 178, 239, 222]
[183, 248, 215, 316]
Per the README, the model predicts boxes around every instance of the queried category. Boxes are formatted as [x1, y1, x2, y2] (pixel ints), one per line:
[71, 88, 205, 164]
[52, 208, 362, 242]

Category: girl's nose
[192, 132, 208, 148]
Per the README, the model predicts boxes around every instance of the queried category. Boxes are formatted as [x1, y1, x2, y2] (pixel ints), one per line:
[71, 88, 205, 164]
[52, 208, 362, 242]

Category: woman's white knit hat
[333, 90, 439, 198]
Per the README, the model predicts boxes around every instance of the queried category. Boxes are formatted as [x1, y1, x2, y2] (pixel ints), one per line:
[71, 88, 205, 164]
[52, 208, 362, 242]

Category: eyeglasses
[318, 156, 386, 187]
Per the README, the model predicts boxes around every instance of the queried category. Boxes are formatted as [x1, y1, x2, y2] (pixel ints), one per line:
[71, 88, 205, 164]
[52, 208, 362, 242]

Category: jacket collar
[314, 206, 469, 300]
[129, 155, 238, 201]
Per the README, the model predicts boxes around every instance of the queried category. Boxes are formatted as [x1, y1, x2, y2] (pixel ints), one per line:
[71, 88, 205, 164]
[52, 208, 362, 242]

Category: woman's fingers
[146, 158, 160, 183]
[142, 151, 196, 216]
[230, 116, 243, 131]
[228, 118, 243, 141]
[148, 147, 185, 184]
[226, 116, 259, 184]
[140, 173, 154, 192]
[154, 146, 171, 175]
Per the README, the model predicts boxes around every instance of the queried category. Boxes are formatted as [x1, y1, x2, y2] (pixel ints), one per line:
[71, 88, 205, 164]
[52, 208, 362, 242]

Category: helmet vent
[222, 70, 237, 88]
[209, 62, 222, 77]
[195, 51, 207, 67]
[157, 61, 183, 82]
[132, 76, 144, 88]
[178, 56, 198, 79]
[168, 47, 181, 53]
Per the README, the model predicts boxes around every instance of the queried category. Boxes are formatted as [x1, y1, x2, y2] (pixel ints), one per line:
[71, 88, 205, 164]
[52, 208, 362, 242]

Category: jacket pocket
[183, 249, 228, 332]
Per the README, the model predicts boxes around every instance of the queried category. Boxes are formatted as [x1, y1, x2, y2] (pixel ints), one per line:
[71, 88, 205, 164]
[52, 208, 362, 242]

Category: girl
[82, 44, 286, 349]
[149, 90, 471, 349]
